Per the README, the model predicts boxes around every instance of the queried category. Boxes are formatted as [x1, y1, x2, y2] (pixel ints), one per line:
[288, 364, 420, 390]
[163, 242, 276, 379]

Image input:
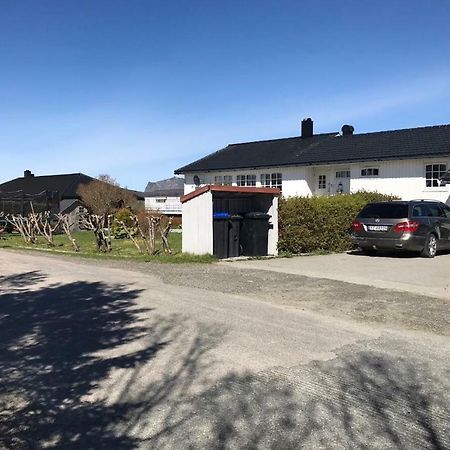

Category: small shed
[181, 185, 280, 257]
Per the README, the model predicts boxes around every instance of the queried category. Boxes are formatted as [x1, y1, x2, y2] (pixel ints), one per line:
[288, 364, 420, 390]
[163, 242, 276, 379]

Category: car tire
[421, 233, 438, 258]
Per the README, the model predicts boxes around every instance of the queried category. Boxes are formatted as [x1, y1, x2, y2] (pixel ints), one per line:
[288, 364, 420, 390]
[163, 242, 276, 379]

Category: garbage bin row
[213, 212, 271, 259]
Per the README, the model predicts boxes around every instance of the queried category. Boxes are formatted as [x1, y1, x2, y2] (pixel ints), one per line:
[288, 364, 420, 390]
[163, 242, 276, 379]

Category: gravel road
[0, 249, 449, 449]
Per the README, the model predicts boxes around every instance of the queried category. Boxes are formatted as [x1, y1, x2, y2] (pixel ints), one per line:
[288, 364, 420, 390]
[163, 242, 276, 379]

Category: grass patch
[0, 231, 215, 263]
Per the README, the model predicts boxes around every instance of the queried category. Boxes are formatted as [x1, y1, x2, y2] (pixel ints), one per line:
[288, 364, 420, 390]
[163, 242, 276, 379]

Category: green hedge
[278, 191, 399, 254]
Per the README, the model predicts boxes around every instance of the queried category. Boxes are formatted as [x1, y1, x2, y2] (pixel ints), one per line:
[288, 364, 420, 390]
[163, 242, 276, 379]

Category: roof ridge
[351, 123, 450, 137]
[229, 132, 337, 146]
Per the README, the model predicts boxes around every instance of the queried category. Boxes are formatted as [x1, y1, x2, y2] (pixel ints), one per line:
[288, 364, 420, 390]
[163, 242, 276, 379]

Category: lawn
[0, 231, 215, 263]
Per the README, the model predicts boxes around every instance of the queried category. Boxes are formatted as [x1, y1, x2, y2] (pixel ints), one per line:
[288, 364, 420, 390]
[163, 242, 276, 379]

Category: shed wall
[182, 191, 213, 254]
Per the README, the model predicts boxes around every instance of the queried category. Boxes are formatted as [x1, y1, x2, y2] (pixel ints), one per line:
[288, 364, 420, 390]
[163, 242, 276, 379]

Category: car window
[412, 205, 430, 217]
[358, 203, 409, 219]
[428, 204, 445, 217]
[442, 205, 450, 218]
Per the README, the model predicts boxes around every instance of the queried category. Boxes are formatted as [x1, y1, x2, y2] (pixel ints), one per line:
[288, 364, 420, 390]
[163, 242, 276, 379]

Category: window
[318, 175, 326, 189]
[336, 170, 351, 178]
[260, 173, 282, 190]
[155, 198, 166, 203]
[237, 174, 256, 186]
[413, 203, 445, 218]
[214, 175, 223, 185]
[223, 175, 233, 186]
[361, 168, 379, 177]
[359, 203, 408, 219]
[425, 164, 446, 187]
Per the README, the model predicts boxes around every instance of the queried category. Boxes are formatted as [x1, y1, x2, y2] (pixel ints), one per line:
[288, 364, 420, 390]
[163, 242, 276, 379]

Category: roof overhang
[181, 185, 281, 204]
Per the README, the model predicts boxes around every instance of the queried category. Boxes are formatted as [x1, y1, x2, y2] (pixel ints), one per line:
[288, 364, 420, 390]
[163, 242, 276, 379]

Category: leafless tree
[30, 211, 61, 247]
[117, 213, 173, 255]
[56, 213, 80, 252]
[80, 214, 112, 252]
[6, 214, 37, 244]
[78, 174, 137, 217]
[159, 216, 173, 254]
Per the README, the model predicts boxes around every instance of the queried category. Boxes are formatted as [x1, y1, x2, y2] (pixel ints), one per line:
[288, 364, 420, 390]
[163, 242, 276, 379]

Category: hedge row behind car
[278, 191, 399, 254]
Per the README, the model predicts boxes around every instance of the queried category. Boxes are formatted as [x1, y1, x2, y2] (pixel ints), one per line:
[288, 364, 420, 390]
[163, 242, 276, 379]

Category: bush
[112, 208, 136, 239]
[278, 191, 400, 254]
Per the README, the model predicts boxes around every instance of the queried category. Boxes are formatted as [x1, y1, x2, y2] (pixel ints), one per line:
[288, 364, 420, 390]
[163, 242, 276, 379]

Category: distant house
[0, 170, 144, 230]
[144, 176, 183, 215]
[175, 119, 450, 205]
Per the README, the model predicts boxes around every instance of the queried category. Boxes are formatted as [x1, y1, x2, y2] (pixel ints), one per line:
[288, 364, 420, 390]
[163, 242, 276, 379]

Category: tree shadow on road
[145, 350, 449, 449]
[0, 271, 449, 449]
[0, 271, 168, 449]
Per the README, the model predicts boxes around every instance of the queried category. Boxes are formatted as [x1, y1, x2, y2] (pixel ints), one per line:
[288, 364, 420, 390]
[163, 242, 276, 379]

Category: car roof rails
[410, 199, 441, 202]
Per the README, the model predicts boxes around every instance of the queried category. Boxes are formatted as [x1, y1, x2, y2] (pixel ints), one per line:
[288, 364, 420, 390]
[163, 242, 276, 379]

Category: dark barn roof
[0, 173, 94, 199]
[175, 124, 450, 173]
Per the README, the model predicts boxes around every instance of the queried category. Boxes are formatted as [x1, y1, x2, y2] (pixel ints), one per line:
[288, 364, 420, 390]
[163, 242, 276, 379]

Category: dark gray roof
[0, 173, 94, 199]
[59, 198, 81, 213]
[145, 176, 184, 196]
[175, 124, 450, 173]
[0, 172, 145, 201]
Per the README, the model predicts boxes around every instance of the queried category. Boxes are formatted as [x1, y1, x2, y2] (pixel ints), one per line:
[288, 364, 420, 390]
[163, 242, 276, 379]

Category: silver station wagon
[351, 200, 450, 258]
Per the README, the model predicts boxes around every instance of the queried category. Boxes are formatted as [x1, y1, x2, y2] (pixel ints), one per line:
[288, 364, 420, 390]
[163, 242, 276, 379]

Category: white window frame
[318, 175, 327, 189]
[223, 175, 233, 186]
[361, 167, 379, 177]
[425, 163, 447, 188]
[237, 174, 256, 186]
[260, 172, 282, 190]
[336, 170, 351, 178]
[214, 175, 223, 185]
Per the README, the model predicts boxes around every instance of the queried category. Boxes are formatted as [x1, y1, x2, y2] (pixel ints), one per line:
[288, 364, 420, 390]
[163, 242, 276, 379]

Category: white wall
[267, 196, 278, 255]
[182, 191, 213, 255]
[350, 158, 450, 203]
[145, 196, 182, 214]
[183, 156, 450, 205]
[183, 167, 312, 197]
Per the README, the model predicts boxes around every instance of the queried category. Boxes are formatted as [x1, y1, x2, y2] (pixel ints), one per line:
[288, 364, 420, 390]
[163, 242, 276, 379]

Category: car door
[427, 203, 449, 245]
[438, 203, 450, 248]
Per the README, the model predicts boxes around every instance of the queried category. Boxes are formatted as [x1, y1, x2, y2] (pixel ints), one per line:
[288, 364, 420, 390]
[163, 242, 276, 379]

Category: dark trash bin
[213, 213, 231, 259]
[240, 212, 271, 256]
[228, 215, 242, 258]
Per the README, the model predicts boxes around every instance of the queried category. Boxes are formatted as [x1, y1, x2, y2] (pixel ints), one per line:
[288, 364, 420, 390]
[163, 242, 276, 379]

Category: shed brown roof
[180, 185, 281, 203]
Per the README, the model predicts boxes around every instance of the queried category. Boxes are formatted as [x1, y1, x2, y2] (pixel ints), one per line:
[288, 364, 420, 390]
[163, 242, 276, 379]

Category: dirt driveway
[228, 251, 450, 300]
[1, 250, 449, 449]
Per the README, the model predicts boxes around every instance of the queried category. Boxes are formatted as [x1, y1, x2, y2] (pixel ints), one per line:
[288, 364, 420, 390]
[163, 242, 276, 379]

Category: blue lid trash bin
[213, 213, 242, 258]
[240, 212, 271, 256]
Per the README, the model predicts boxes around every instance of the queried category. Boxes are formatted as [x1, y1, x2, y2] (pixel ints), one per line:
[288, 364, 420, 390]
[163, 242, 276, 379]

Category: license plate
[367, 225, 389, 232]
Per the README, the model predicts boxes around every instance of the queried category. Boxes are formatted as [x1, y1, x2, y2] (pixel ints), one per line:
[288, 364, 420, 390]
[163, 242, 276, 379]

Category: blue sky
[1, 0, 450, 190]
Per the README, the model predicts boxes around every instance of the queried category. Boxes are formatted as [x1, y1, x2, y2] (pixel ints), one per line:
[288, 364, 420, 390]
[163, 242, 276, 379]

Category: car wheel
[421, 234, 438, 258]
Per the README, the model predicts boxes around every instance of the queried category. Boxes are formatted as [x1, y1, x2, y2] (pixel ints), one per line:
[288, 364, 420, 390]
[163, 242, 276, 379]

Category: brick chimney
[301, 118, 313, 138]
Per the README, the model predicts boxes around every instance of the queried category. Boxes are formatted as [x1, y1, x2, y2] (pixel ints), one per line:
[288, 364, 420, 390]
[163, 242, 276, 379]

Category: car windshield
[358, 203, 408, 219]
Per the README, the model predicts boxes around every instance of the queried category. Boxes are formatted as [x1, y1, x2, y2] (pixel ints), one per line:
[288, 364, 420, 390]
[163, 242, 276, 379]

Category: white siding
[183, 167, 312, 197]
[145, 196, 182, 214]
[267, 196, 278, 255]
[350, 158, 450, 203]
[182, 191, 213, 255]
[183, 157, 450, 205]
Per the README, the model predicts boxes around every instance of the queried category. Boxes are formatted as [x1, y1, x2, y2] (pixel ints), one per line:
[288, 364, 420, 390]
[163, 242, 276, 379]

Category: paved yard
[229, 251, 450, 300]
[0, 250, 449, 449]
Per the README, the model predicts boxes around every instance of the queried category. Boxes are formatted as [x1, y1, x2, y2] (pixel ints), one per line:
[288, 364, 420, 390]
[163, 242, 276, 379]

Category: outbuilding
[181, 185, 280, 257]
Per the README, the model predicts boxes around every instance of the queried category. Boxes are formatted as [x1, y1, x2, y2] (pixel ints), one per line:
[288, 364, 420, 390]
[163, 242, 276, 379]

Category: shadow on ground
[0, 271, 449, 449]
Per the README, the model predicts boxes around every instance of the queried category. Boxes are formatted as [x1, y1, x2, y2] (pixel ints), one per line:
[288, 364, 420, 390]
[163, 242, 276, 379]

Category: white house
[144, 176, 183, 215]
[175, 119, 450, 205]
